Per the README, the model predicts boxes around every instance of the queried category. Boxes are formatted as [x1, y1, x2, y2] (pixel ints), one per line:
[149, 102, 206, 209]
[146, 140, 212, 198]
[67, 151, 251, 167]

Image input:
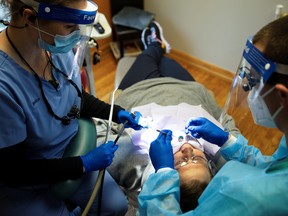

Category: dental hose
[81, 122, 128, 216]
[81, 169, 104, 216]
[81, 88, 124, 216]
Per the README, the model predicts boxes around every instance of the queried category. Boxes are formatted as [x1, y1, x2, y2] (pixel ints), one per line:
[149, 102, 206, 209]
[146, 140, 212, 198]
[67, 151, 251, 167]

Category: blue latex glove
[149, 129, 174, 172]
[80, 141, 118, 172]
[118, 110, 142, 130]
[185, 117, 229, 146]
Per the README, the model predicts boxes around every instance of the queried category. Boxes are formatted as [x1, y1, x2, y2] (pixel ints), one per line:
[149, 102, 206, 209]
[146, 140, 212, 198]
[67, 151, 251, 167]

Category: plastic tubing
[81, 88, 118, 216]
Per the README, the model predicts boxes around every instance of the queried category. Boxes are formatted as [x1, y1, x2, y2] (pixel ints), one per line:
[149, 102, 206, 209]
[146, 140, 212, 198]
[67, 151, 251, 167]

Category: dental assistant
[138, 16, 288, 216]
[0, 0, 142, 215]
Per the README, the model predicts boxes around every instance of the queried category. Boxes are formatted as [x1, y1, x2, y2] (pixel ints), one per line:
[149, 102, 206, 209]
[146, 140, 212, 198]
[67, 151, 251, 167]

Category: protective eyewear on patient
[180, 135, 203, 150]
[174, 156, 213, 175]
[172, 132, 204, 153]
[175, 155, 207, 168]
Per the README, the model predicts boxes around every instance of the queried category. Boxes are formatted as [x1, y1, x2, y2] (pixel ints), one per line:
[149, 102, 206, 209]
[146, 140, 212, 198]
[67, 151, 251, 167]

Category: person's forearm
[0, 144, 83, 186]
[0, 156, 84, 186]
[81, 90, 123, 122]
[220, 134, 274, 165]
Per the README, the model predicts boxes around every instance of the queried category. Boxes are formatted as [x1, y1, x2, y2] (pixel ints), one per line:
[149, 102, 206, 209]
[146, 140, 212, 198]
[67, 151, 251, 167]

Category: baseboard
[168, 49, 234, 82]
[99, 43, 235, 82]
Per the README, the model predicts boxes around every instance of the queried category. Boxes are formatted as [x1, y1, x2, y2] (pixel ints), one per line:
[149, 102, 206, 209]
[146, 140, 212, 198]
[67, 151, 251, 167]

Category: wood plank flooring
[90, 46, 282, 156]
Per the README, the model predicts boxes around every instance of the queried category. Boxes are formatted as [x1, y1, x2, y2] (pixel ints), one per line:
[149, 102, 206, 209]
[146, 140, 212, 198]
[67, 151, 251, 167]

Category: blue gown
[138, 135, 288, 216]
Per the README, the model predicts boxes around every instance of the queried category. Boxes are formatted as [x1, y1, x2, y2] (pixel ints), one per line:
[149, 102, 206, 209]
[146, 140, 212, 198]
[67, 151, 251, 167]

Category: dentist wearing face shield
[138, 17, 288, 216]
[0, 0, 143, 215]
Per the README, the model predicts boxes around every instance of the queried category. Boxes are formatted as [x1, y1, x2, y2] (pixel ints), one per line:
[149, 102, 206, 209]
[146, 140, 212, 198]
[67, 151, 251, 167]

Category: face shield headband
[19, 0, 97, 24]
[20, 1, 97, 53]
[240, 37, 288, 94]
[18, 1, 98, 73]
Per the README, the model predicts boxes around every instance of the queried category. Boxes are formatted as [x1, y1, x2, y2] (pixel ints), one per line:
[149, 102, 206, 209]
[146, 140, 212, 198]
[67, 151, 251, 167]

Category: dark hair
[252, 16, 288, 87]
[179, 158, 217, 212]
[253, 16, 288, 65]
[180, 179, 208, 212]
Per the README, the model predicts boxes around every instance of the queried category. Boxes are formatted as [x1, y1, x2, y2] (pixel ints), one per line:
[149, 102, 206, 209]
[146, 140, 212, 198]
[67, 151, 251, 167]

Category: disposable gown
[138, 135, 288, 216]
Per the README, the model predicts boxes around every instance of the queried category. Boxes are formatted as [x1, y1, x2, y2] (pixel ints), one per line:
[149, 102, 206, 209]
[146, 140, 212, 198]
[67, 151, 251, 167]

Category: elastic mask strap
[262, 86, 275, 98]
[32, 19, 55, 38]
[272, 106, 284, 120]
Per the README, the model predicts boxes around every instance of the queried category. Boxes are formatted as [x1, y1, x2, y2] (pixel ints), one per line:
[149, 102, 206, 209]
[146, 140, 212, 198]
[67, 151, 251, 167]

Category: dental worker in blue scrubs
[0, 0, 142, 215]
[138, 16, 288, 215]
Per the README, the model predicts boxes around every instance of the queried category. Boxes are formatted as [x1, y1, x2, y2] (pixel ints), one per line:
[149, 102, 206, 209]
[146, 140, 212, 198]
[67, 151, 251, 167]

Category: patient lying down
[102, 102, 229, 213]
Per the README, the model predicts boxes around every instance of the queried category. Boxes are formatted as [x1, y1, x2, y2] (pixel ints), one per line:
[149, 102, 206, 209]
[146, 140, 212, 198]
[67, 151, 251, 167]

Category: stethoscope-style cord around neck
[5, 29, 82, 124]
[5, 29, 40, 75]
[5, 29, 57, 118]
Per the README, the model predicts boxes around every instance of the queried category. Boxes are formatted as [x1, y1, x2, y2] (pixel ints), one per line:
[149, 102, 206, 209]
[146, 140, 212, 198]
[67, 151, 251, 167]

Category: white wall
[145, 0, 288, 73]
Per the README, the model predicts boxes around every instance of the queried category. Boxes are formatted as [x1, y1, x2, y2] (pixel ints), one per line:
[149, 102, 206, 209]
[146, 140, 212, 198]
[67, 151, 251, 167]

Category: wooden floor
[91, 47, 231, 107]
[90, 46, 281, 156]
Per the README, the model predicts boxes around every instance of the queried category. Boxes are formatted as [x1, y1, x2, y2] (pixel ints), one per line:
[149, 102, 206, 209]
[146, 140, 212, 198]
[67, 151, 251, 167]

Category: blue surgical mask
[248, 86, 283, 128]
[31, 22, 81, 53]
[38, 30, 81, 53]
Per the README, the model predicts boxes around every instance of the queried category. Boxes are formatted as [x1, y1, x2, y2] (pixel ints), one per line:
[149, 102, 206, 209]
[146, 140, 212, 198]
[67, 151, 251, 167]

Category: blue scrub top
[0, 51, 81, 159]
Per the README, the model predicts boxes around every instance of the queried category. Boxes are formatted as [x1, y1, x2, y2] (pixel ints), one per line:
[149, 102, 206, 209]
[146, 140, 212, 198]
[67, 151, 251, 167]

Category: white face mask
[248, 86, 283, 128]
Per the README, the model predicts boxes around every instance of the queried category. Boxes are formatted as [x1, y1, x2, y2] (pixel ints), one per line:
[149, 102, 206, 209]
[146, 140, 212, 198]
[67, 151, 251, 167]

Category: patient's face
[173, 144, 212, 185]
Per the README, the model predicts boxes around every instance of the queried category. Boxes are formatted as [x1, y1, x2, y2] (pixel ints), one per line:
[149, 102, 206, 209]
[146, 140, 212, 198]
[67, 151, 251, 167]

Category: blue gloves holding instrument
[149, 130, 174, 172]
[185, 117, 229, 146]
[118, 110, 143, 130]
[80, 110, 143, 173]
[81, 110, 143, 172]
[80, 141, 118, 172]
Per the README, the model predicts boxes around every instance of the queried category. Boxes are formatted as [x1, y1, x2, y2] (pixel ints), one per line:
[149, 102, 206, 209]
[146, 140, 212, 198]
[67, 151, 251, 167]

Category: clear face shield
[0, 4, 9, 31]
[15, 1, 97, 125]
[220, 37, 288, 150]
[20, 0, 98, 77]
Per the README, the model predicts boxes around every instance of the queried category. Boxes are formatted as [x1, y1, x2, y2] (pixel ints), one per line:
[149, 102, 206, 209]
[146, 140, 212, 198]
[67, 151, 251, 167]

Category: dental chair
[114, 56, 136, 89]
[50, 118, 97, 199]
[114, 56, 227, 168]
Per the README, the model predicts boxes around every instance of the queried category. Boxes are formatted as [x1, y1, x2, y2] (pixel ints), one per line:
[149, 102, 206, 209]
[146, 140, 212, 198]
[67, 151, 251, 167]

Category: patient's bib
[130, 103, 221, 155]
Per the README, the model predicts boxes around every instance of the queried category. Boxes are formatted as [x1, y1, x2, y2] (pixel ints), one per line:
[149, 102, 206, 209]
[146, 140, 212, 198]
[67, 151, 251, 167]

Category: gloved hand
[185, 117, 229, 146]
[80, 141, 118, 172]
[118, 110, 142, 130]
[149, 130, 174, 172]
